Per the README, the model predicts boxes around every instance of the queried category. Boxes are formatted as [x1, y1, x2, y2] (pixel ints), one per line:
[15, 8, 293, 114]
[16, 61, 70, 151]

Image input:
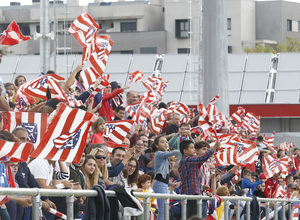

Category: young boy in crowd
[242, 169, 264, 197]
[179, 139, 220, 219]
[113, 106, 125, 121]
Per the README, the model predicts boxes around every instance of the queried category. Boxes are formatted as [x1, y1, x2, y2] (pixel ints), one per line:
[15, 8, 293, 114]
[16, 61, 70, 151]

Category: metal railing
[0, 187, 298, 220]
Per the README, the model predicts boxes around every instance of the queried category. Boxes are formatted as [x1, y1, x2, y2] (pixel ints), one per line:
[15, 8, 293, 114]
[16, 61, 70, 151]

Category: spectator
[165, 113, 181, 137]
[241, 169, 264, 197]
[81, 155, 102, 189]
[90, 117, 106, 144]
[179, 139, 220, 219]
[113, 105, 125, 121]
[152, 135, 181, 220]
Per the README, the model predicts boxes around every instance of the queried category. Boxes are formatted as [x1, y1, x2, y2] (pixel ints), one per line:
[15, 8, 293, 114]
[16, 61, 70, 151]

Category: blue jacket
[242, 178, 263, 197]
[154, 150, 181, 179]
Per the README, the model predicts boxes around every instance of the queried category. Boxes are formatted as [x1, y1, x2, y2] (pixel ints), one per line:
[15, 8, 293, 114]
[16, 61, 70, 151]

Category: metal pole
[197, 198, 202, 217]
[236, 200, 240, 220]
[181, 199, 187, 220]
[282, 202, 286, 220]
[246, 200, 250, 220]
[143, 196, 150, 220]
[40, 0, 50, 73]
[266, 201, 270, 220]
[66, 193, 74, 220]
[164, 198, 170, 220]
[274, 202, 278, 220]
[32, 192, 41, 220]
[224, 199, 229, 220]
[201, 0, 229, 115]
[289, 202, 293, 220]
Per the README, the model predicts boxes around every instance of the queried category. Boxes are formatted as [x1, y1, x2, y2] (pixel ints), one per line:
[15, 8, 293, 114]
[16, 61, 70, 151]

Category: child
[152, 135, 181, 220]
[241, 169, 264, 197]
[138, 174, 157, 209]
[90, 117, 105, 144]
[113, 105, 125, 121]
[179, 139, 220, 219]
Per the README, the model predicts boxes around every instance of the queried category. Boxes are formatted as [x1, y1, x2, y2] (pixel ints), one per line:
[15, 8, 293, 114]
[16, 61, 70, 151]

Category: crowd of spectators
[0, 50, 299, 220]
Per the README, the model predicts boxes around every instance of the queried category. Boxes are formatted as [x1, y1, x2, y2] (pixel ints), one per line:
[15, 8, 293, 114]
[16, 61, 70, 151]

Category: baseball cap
[110, 81, 119, 90]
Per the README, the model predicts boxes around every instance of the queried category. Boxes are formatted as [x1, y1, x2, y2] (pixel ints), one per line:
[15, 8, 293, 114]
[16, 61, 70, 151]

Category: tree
[243, 36, 300, 53]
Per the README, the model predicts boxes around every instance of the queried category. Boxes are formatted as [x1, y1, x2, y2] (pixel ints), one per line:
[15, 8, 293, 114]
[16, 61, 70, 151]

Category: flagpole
[40, 0, 50, 73]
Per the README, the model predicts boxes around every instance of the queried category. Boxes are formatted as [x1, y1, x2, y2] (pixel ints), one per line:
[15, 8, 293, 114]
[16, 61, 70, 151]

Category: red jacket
[98, 88, 123, 121]
[264, 177, 278, 198]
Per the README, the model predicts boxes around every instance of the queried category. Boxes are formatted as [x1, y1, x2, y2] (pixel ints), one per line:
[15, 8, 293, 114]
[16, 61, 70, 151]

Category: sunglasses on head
[95, 155, 106, 160]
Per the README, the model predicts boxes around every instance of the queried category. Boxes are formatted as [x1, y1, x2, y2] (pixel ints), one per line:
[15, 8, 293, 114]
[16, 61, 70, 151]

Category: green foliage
[0, 47, 12, 55]
[243, 36, 300, 54]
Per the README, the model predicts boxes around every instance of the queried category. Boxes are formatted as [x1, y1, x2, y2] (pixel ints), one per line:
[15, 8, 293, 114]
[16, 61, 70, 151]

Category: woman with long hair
[81, 155, 101, 189]
[122, 157, 139, 190]
[89, 148, 109, 186]
[152, 135, 181, 220]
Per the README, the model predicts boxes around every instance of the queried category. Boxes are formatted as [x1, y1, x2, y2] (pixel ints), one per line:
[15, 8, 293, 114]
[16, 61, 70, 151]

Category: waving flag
[104, 120, 134, 144]
[105, 142, 129, 153]
[0, 139, 33, 162]
[242, 112, 260, 133]
[3, 111, 48, 149]
[67, 12, 99, 64]
[263, 131, 275, 147]
[157, 81, 169, 97]
[168, 101, 190, 115]
[112, 93, 124, 108]
[128, 71, 144, 84]
[30, 103, 96, 163]
[293, 203, 299, 220]
[149, 108, 169, 134]
[15, 90, 36, 112]
[198, 102, 208, 121]
[198, 117, 217, 141]
[230, 107, 245, 125]
[0, 21, 31, 46]
[81, 67, 102, 90]
[272, 185, 287, 198]
[89, 34, 113, 76]
[125, 102, 140, 119]
[143, 76, 162, 91]
[213, 134, 259, 166]
[262, 155, 290, 179]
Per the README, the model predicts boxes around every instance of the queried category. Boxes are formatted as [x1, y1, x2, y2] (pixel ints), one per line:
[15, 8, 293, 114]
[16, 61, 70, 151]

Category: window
[177, 48, 190, 54]
[111, 23, 114, 28]
[140, 47, 157, 54]
[19, 24, 30, 35]
[120, 22, 137, 32]
[36, 25, 40, 33]
[298, 21, 300, 32]
[120, 50, 133, 54]
[175, 19, 189, 38]
[287, 19, 292, 31]
[228, 46, 232, 53]
[227, 18, 231, 36]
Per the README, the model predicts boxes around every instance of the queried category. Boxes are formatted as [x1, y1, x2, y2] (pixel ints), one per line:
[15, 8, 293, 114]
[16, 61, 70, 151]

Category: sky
[0, 0, 95, 6]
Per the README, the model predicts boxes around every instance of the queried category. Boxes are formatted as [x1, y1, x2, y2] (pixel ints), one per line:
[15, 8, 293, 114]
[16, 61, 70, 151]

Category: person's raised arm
[63, 65, 82, 93]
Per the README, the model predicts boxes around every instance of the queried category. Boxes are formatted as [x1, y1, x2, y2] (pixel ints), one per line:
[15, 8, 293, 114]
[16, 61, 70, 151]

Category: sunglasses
[95, 155, 106, 160]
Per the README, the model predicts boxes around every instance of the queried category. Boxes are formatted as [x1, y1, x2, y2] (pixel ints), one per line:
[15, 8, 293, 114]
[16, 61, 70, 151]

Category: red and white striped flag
[23, 74, 65, 100]
[213, 135, 259, 166]
[272, 185, 287, 198]
[198, 117, 217, 141]
[262, 155, 290, 179]
[242, 112, 260, 133]
[14, 90, 36, 112]
[105, 142, 129, 154]
[144, 76, 162, 91]
[125, 102, 140, 119]
[157, 81, 169, 97]
[232, 166, 242, 184]
[0, 139, 33, 162]
[104, 120, 134, 144]
[288, 142, 295, 150]
[263, 131, 275, 147]
[3, 111, 48, 149]
[168, 101, 190, 115]
[30, 103, 96, 163]
[0, 21, 31, 46]
[198, 102, 208, 121]
[208, 95, 220, 106]
[81, 67, 102, 90]
[67, 13, 99, 64]
[278, 142, 289, 152]
[89, 34, 113, 76]
[149, 108, 169, 135]
[128, 71, 144, 84]
[230, 107, 245, 125]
